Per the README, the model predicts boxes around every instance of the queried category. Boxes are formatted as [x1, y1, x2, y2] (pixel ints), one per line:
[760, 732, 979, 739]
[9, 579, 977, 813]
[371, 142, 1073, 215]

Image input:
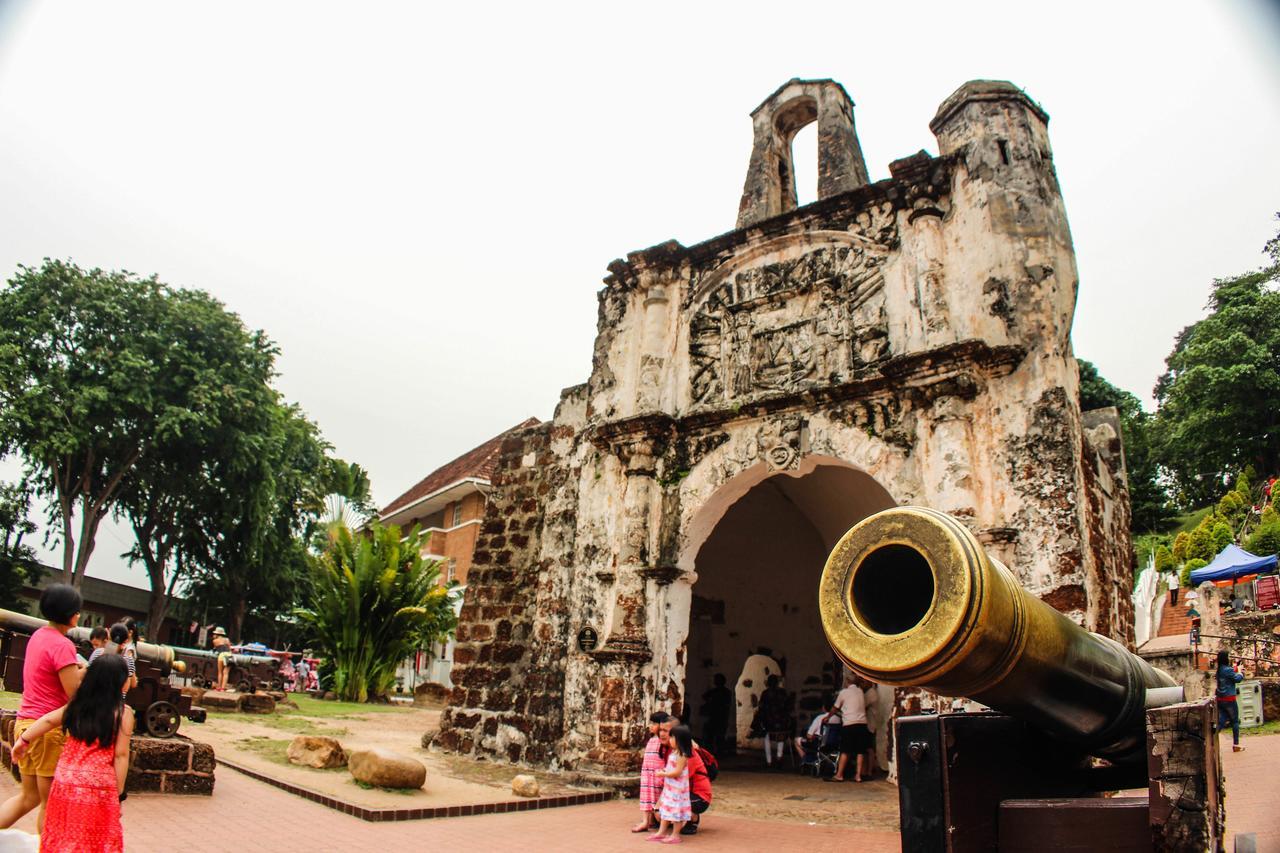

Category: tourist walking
[0, 584, 85, 833]
[699, 674, 733, 756]
[754, 675, 791, 767]
[1215, 650, 1246, 752]
[651, 724, 694, 843]
[828, 673, 871, 782]
[12, 654, 135, 853]
[632, 711, 670, 833]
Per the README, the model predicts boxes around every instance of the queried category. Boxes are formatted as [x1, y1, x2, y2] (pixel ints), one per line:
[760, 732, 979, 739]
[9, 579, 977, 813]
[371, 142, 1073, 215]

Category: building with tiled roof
[379, 417, 539, 588]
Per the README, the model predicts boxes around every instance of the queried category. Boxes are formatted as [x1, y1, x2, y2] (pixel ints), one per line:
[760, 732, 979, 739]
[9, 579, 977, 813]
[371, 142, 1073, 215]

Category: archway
[681, 458, 896, 767]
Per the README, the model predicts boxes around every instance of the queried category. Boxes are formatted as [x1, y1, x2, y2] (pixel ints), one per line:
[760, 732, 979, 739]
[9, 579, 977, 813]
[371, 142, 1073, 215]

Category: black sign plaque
[577, 626, 599, 653]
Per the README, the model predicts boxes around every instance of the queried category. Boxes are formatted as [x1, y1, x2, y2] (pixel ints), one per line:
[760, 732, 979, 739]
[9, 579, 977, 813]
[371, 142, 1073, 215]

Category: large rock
[511, 774, 539, 798]
[348, 748, 425, 789]
[288, 735, 347, 769]
[413, 681, 449, 707]
[240, 692, 276, 714]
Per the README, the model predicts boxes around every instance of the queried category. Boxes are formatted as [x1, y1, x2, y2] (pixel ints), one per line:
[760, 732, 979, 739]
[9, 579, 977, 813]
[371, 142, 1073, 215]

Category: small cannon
[0, 608, 205, 738]
[820, 508, 1219, 852]
[170, 645, 282, 693]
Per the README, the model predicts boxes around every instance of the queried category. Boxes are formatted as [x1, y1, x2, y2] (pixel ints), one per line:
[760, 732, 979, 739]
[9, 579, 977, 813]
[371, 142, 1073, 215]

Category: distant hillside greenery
[1082, 214, 1280, 566]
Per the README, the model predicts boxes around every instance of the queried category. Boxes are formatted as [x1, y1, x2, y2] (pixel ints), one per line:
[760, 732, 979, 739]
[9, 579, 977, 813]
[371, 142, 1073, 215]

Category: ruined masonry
[434, 79, 1133, 776]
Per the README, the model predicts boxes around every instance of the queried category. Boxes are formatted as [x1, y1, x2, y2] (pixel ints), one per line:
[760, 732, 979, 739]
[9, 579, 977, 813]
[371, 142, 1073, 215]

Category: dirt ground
[194, 696, 897, 826]
[194, 695, 597, 809]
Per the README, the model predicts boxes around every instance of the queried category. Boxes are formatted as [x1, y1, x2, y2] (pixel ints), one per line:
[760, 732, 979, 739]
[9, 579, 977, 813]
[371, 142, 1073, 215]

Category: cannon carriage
[0, 608, 206, 738]
[170, 646, 282, 693]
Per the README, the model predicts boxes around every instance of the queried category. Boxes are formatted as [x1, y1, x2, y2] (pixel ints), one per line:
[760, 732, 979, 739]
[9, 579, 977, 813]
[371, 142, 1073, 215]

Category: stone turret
[736, 79, 870, 228]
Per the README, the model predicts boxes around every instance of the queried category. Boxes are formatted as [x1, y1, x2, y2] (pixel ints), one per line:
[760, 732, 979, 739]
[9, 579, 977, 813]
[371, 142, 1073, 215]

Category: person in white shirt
[827, 674, 871, 782]
[793, 696, 840, 758]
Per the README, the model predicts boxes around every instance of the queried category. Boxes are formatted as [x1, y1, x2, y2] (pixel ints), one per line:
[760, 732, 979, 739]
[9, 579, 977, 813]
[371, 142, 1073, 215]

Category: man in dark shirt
[700, 674, 733, 755]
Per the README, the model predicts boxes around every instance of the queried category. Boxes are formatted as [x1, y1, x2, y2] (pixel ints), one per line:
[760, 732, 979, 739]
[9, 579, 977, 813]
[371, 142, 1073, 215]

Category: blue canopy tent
[1189, 544, 1278, 585]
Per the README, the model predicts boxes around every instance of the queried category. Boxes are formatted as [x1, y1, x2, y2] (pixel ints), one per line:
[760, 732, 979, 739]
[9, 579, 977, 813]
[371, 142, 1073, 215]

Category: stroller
[798, 722, 842, 778]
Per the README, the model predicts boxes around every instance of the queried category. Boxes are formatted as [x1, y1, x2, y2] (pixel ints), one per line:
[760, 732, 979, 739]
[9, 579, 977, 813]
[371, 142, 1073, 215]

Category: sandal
[632, 823, 651, 833]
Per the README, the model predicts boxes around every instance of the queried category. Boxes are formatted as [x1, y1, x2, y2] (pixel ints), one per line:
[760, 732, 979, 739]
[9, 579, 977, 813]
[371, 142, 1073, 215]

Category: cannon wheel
[144, 701, 181, 738]
[236, 679, 252, 694]
[271, 678, 284, 692]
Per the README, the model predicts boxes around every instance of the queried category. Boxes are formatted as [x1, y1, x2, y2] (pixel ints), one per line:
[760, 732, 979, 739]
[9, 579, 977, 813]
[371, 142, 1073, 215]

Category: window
[452, 503, 463, 527]
[446, 559, 457, 584]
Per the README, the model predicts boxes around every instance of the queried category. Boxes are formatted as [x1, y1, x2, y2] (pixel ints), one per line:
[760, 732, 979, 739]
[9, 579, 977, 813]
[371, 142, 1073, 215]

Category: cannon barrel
[0, 608, 180, 677]
[819, 507, 1177, 764]
[169, 645, 279, 670]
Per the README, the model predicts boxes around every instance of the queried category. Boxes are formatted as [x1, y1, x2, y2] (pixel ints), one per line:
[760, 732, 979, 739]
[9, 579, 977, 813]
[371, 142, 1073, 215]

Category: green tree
[1171, 531, 1190, 563]
[295, 522, 459, 702]
[185, 402, 330, 641]
[1153, 544, 1175, 573]
[1077, 359, 1174, 532]
[1185, 520, 1217, 563]
[115, 288, 281, 637]
[1211, 521, 1233, 555]
[0, 260, 250, 587]
[1153, 218, 1280, 507]
[0, 480, 42, 610]
[1182, 557, 1208, 587]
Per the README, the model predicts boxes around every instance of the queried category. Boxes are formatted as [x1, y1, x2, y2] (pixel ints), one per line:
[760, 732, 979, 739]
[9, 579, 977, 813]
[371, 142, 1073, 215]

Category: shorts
[839, 723, 871, 755]
[217, 652, 232, 665]
[14, 719, 66, 778]
[691, 793, 710, 814]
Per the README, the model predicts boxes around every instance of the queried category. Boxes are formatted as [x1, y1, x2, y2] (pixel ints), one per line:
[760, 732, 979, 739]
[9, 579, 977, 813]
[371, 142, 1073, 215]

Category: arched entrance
[680, 457, 895, 765]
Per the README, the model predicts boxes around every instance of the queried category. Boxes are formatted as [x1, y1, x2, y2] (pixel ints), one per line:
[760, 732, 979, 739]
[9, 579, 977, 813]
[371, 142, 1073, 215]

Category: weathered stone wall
[436, 78, 1132, 774]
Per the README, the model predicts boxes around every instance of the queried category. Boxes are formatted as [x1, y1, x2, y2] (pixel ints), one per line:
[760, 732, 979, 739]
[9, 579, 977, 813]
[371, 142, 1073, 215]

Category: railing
[1191, 630, 1280, 678]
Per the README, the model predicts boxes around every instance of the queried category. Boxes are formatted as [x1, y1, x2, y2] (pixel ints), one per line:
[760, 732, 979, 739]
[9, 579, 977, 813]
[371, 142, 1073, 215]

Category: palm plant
[296, 521, 458, 702]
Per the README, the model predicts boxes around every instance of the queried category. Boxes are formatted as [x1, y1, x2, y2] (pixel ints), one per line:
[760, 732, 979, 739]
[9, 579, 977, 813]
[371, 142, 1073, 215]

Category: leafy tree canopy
[1153, 217, 1280, 508]
[0, 479, 42, 610]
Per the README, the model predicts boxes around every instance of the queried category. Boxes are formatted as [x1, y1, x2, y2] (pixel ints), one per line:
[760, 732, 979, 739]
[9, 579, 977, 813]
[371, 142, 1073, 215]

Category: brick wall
[434, 422, 577, 765]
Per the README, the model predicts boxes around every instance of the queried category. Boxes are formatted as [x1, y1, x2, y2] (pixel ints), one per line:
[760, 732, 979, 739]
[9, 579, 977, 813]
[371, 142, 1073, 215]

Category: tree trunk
[230, 597, 247, 643]
[147, 588, 169, 645]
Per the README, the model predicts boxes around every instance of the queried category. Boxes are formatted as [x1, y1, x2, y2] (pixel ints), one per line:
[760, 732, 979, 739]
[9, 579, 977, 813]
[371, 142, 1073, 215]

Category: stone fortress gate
[434, 79, 1133, 776]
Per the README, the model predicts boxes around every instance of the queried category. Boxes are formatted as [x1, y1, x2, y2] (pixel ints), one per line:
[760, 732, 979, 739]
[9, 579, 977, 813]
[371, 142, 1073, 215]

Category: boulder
[240, 692, 276, 714]
[348, 748, 425, 789]
[413, 681, 449, 707]
[287, 735, 347, 769]
[511, 774, 540, 798]
[322, 691, 337, 702]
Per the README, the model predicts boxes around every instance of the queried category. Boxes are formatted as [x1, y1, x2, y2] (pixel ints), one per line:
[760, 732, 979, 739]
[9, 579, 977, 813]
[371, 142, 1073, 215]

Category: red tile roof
[379, 417, 540, 517]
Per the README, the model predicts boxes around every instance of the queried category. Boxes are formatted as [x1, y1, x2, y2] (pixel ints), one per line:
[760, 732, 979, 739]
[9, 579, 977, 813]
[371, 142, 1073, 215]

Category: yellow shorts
[14, 718, 66, 778]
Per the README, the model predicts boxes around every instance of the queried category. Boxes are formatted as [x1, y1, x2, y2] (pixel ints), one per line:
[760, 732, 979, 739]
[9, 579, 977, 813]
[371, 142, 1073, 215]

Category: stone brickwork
[437, 78, 1133, 775]
[126, 736, 216, 795]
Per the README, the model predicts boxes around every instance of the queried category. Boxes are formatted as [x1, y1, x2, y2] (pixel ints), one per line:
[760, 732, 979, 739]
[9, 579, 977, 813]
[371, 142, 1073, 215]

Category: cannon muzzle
[819, 506, 1177, 763]
[0, 608, 180, 677]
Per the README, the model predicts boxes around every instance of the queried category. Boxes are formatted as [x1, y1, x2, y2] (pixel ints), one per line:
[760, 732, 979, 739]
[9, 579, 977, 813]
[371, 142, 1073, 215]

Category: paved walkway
[0, 731, 1271, 851]
[0, 766, 898, 852]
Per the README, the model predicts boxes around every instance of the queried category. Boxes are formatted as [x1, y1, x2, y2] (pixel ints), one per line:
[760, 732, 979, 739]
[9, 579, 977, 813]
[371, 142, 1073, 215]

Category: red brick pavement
[0, 732, 1269, 852]
[1224, 730, 1280, 853]
[0, 767, 899, 853]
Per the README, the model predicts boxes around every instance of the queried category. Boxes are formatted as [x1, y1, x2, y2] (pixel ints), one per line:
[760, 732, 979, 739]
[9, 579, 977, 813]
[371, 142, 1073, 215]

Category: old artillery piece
[820, 507, 1222, 852]
[0, 608, 206, 739]
[170, 645, 283, 693]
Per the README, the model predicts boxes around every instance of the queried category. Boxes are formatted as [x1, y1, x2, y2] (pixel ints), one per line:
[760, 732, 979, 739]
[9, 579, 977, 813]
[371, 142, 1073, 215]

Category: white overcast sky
[2, 1, 1278, 591]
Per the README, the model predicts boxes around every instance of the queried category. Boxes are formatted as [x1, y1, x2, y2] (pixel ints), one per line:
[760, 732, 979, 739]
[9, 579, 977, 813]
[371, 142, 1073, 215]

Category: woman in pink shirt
[0, 584, 85, 833]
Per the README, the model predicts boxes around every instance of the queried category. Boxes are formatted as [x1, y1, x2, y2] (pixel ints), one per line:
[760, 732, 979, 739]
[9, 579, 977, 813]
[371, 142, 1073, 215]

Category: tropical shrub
[1246, 520, 1280, 557]
[296, 522, 459, 702]
[1172, 531, 1190, 563]
[1153, 545, 1176, 573]
[1211, 522, 1234, 555]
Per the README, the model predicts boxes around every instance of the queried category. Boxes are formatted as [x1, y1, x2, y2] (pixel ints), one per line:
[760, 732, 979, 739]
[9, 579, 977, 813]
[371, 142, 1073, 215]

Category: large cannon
[0, 608, 206, 738]
[819, 508, 1215, 852]
[170, 645, 282, 693]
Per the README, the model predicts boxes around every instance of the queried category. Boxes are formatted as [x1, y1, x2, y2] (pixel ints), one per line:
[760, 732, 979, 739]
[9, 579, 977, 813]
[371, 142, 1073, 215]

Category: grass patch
[1171, 506, 1214, 535]
[234, 736, 293, 766]
[0, 691, 19, 711]
[288, 694, 405, 718]
[245, 713, 348, 738]
[352, 778, 417, 795]
[1243, 720, 1280, 737]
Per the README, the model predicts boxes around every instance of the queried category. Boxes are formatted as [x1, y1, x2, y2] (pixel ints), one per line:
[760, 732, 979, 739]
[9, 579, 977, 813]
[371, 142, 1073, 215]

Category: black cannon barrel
[0, 608, 181, 677]
[169, 645, 279, 670]
[819, 507, 1178, 764]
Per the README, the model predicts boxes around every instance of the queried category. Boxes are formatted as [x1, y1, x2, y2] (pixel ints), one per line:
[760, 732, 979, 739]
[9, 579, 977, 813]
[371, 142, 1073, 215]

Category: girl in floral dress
[651, 724, 694, 843]
[12, 655, 134, 853]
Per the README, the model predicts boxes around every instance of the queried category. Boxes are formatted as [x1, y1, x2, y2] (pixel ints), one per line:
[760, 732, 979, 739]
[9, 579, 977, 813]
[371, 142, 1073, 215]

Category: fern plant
[296, 522, 458, 702]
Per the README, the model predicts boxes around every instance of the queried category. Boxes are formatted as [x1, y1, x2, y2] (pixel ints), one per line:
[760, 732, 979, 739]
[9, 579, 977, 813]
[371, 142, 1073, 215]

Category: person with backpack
[1215, 650, 1246, 753]
[658, 718, 717, 836]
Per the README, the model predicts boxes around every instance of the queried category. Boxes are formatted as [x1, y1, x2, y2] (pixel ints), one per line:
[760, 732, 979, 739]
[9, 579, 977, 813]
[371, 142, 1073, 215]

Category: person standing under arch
[827, 673, 871, 782]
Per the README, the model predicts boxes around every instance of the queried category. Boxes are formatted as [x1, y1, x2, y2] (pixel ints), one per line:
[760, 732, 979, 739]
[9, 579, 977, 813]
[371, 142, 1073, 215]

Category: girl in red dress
[12, 654, 135, 853]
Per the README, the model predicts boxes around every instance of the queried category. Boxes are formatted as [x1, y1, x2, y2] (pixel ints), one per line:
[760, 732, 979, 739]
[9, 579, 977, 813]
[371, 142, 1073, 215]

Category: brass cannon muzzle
[819, 507, 1177, 763]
